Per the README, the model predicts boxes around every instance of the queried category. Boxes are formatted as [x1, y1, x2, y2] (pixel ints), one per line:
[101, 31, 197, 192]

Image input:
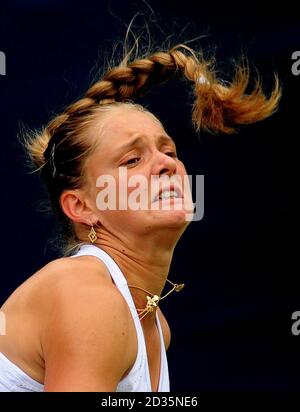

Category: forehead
[94, 108, 166, 149]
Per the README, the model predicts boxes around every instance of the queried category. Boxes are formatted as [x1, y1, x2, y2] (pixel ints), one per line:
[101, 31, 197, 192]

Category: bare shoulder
[0, 254, 137, 390]
[1, 254, 113, 315]
[36, 254, 133, 331]
[40, 254, 120, 301]
[21, 254, 114, 307]
[40, 253, 114, 286]
[37, 256, 136, 391]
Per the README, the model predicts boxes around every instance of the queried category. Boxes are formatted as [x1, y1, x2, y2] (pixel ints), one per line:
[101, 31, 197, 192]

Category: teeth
[158, 190, 179, 200]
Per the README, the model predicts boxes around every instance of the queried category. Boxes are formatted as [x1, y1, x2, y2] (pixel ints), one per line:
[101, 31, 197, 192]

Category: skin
[0, 107, 194, 392]
[67, 107, 193, 308]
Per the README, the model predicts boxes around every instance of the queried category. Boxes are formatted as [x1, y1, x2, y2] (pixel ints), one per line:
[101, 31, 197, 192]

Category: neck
[89, 227, 182, 327]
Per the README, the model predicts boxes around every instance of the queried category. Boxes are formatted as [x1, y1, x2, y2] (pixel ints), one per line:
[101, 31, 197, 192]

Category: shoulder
[42, 258, 133, 342]
[18, 254, 112, 316]
[1, 254, 114, 317]
[37, 256, 136, 390]
[41, 253, 113, 285]
[37, 254, 133, 333]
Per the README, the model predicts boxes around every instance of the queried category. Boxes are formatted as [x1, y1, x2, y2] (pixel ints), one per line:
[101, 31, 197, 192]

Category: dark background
[0, 0, 299, 392]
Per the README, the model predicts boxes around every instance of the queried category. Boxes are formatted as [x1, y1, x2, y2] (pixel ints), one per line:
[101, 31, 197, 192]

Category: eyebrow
[114, 134, 176, 155]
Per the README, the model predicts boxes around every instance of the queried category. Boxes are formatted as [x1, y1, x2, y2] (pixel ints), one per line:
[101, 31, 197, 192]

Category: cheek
[93, 168, 123, 208]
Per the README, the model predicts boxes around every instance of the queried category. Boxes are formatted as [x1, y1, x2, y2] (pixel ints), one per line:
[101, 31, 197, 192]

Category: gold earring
[88, 223, 97, 243]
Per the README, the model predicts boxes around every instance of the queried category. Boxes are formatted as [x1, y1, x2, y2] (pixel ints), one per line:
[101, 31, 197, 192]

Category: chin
[150, 209, 193, 227]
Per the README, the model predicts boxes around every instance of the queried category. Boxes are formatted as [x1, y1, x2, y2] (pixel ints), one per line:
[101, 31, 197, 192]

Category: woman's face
[84, 107, 194, 238]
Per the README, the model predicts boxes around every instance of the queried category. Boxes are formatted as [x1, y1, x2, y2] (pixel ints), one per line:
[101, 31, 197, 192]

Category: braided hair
[21, 43, 281, 256]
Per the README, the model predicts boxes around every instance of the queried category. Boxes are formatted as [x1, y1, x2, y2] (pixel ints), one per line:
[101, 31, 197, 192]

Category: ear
[60, 189, 99, 225]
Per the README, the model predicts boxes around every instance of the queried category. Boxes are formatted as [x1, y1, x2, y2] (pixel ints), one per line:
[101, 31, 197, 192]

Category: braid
[20, 40, 281, 256]
[22, 41, 281, 186]
[34, 45, 203, 162]
[29, 46, 183, 172]
[83, 46, 204, 102]
[47, 43, 280, 138]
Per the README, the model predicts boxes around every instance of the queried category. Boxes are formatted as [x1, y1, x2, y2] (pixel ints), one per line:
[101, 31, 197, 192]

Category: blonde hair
[20, 41, 281, 256]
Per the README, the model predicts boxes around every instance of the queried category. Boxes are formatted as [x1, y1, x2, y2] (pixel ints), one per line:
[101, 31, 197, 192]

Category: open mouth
[153, 186, 183, 202]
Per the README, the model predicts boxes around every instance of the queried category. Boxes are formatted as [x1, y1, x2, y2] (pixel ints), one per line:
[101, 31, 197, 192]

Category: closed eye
[123, 151, 177, 167]
[123, 157, 140, 166]
[165, 152, 177, 158]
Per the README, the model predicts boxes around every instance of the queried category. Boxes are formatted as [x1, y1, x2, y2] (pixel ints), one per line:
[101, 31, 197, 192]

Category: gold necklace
[127, 279, 185, 320]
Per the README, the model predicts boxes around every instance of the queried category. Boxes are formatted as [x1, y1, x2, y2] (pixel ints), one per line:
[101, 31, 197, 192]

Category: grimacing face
[83, 107, 194, 238]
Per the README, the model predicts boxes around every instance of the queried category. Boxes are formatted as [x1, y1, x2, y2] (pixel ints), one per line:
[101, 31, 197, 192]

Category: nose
[151, 150, 177, 177]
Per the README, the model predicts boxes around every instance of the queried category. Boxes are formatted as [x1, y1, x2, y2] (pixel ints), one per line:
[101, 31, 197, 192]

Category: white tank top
[0, 244, 170, 392]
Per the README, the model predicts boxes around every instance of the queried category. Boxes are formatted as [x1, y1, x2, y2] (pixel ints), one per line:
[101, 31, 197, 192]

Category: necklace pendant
[174, 283, 185, 292]
[146, 295, 160, 312]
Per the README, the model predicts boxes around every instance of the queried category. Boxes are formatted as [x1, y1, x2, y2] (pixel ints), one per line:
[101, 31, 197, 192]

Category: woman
[0, 41, 280, 392]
